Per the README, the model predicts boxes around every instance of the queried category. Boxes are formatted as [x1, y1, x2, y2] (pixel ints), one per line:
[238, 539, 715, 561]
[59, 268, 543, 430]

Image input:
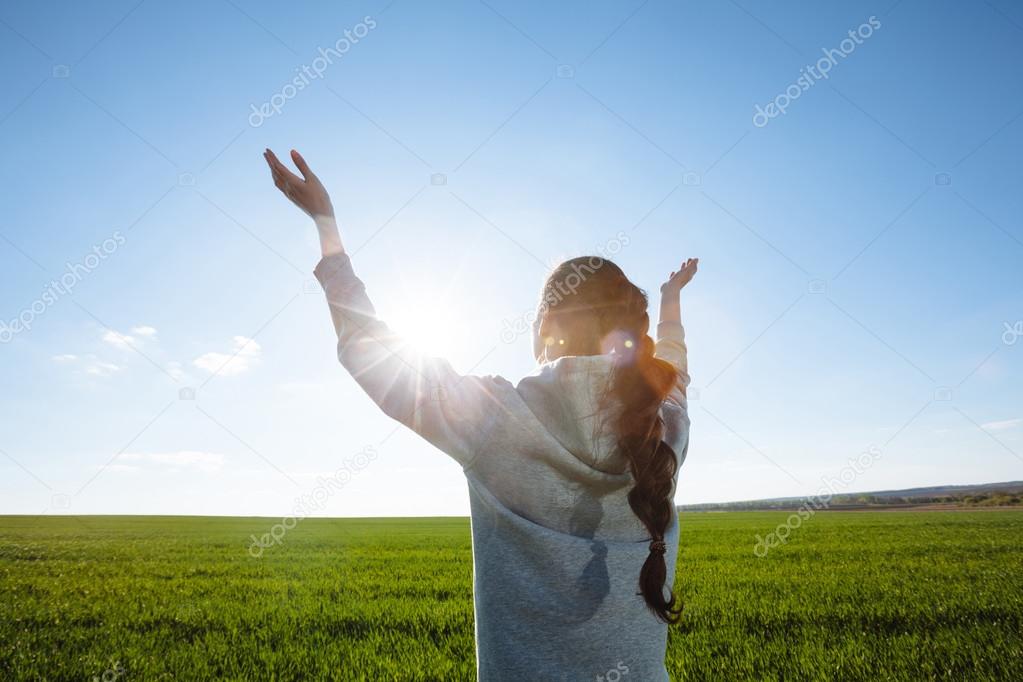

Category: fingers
[264, 150, 285, 186]
[264, 154, 291, 196]
[267, 149, 294, 182]
[290, 149, 315, 180]
[264, 148, 303, 187]
[263, 151, 281, 183]
[264, 152, 284, 189]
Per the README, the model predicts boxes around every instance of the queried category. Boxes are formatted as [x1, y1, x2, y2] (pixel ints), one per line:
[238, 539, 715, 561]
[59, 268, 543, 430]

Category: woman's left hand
[661, 258, 699, 294]
[264, 148, 334, 219]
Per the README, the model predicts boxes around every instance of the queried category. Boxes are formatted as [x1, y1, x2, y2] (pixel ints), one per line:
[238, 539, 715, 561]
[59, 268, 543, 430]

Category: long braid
[609, 284, 683, 624]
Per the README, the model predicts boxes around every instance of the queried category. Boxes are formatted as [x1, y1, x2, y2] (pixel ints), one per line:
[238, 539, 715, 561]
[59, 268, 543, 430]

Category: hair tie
[649, 540, 666, 554]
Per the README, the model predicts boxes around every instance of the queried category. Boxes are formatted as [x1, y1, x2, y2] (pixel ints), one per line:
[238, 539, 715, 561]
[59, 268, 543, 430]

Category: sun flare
[386, 300, 477, 366]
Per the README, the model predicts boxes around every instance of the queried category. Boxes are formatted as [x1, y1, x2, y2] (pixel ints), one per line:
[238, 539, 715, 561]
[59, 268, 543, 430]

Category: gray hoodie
[315, 253, 690, 681]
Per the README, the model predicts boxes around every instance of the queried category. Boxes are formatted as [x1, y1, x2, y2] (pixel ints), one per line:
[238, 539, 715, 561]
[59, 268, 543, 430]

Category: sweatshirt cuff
[655, 320, 688, 378]
[313, 252, 366, 308]
[313, 252, 358, 299]
[656, 320, 685, 344]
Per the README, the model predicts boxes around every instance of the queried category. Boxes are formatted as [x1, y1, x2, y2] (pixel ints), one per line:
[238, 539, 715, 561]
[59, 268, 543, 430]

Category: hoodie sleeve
[313, 252, 511, 469]
[654, 320, 691, 388]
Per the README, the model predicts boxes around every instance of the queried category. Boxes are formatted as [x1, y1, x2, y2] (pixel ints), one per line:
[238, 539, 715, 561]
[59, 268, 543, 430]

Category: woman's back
[464, 352, 690, 680]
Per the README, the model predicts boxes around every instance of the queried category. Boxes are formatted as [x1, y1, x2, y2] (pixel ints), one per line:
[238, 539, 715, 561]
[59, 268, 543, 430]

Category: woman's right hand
[264, 148, 334, 220]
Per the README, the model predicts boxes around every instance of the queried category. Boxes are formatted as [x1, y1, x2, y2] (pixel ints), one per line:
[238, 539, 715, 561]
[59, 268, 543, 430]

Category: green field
[1, 512, 1021, 681]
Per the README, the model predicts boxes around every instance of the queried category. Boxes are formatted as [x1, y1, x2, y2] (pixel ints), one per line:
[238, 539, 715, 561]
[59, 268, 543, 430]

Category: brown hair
[536, 256, 682, 623]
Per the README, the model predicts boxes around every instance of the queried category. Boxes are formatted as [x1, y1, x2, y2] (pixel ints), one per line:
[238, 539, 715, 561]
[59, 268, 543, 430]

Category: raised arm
[655, 258, 698, 390]
[263, 149, 511, 469]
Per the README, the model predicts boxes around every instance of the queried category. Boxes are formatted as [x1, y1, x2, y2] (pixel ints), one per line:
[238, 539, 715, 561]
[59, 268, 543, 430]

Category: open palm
[661, 258, 699, 294]
[263, 148, 334, 219]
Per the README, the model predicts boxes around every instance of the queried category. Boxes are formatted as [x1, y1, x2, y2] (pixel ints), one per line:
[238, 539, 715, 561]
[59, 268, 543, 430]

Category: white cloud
[118, 450, 225, 473]
[102, 330, 135, 349]
[54, 324, 159, 381]
[84, 359, 121, 376]
[982, 418, 1022, 431]
[102, 325, 156, 350]
[193, 336, 261, 376]
[51, 353, 120, 376]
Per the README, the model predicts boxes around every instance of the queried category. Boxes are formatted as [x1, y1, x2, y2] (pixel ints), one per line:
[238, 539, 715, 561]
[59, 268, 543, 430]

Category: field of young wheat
[1, 511, 1021, 681]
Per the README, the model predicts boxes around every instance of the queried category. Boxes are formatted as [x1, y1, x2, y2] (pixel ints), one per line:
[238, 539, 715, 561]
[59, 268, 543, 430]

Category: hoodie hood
[515, 354, 629, 475]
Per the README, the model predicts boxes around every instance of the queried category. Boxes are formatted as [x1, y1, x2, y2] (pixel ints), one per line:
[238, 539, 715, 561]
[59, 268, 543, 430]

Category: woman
[265, 148, 697, 681]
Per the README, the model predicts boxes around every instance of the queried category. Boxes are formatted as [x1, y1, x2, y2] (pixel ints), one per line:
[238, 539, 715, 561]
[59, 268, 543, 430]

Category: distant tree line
[680, 490, 1023, 512]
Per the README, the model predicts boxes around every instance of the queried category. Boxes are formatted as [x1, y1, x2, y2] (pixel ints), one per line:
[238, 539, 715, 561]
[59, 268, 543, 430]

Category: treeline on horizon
[680, 489, 1023, 512]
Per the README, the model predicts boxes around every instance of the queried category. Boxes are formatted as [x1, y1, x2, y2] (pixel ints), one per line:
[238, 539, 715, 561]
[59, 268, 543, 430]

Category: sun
[385, 299, 477, 366]
[381, 262, 498, 370]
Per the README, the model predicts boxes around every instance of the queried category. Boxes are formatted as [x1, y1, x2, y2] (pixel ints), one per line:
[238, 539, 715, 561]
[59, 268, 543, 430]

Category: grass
[1, 511, 1021, 680]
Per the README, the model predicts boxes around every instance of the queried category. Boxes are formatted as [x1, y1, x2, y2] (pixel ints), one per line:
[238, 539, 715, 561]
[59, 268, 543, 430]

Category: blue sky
[0, 0, 1020, 517]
